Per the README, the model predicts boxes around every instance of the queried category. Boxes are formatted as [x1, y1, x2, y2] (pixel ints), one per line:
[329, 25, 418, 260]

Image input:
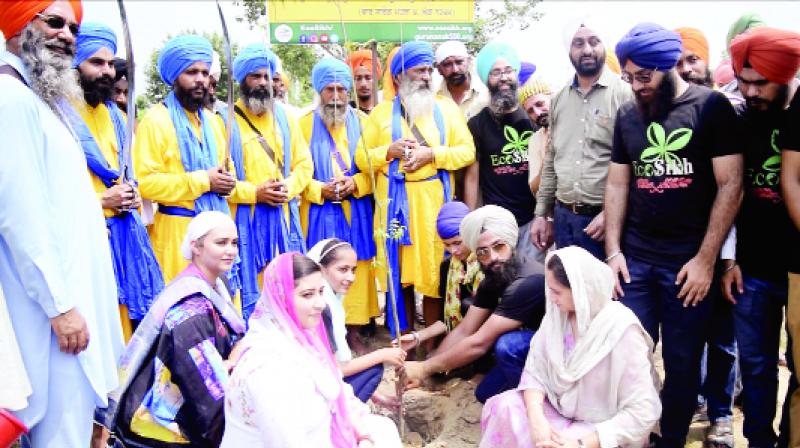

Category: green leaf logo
[500, 125, 532, 154]
[763, 129, 782, 172]
[640, 122, 693, 165]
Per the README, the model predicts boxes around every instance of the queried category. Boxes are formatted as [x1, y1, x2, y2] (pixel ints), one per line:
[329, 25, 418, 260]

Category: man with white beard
[356, 40, 475, 336]
[0, 1, 124, 446]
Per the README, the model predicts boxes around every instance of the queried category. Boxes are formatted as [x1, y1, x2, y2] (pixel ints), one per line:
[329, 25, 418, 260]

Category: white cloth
[0, 282, 31, 411]
[0, 51, 124, 434]
[435, 40, 469, 64]
[180, 211, 235, 259]
[720, 226, 737, 260]
[526, 246, 661, 447]
[460, 205, 519, 251]
[326, 282, 353, 362]
[220, 309, 400, 447]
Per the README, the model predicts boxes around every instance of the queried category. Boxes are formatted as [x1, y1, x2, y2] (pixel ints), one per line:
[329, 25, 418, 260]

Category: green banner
[270, 22, 474, 44]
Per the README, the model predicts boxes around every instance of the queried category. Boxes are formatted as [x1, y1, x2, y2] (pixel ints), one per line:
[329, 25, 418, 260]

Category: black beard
[571, 53, 604, 77]
[488, 79, 518, 115]
[745, 84, 788, 116]
[682, 68, 713, 88]
[479, 255, 520, 295]
[79, 72, 114, 107]
[536, 113, 550, 128]
[357, 93, 372, 102]
[241, 82, 272, 101]
[636, 71, 677, 123]
[446, 72, 467, 87]
[174, 84, 207, 112]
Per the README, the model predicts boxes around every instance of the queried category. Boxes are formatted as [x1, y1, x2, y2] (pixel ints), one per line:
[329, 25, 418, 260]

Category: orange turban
[675, 27, 709, 63]
[347, 49, 382, 77]
[382, 46, 400, 101]
[0, 1, 83, 39]
[730, 27, 800, 84]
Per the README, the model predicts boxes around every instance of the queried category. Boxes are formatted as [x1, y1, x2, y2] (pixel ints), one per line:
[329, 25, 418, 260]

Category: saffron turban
[713, 60, 735, 87]
[0, 0, 82, 39]
[180, 211, 236, 260]
[605, 50, 621, 74]
[476, 41, 521, 85]
[675, 27, 709, 63]
[519, 77, 553, 104]
[157, 35, 213, 85]
[390, 40, 434, 76]
[615, 23, 683, 71]
[730, 27, 800, 85]
[311, 57, 353, 93]
[435, 40, 469, 64]
[73, 22, 116, 68]
[347, 49, 382, 77]
[518, 61, 537, 86]
[436, 201, 470, 240]
[382, 46, 400, 100]
[726, 12, 766, 48]
[232, 43, 278, 85]
[460, 205, 518, 252]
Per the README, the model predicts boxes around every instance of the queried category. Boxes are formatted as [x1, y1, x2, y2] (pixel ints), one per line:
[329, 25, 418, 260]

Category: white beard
[320, 101, 347, 128]
[398, 78, 435, 125]
[19, 23, 82, 110]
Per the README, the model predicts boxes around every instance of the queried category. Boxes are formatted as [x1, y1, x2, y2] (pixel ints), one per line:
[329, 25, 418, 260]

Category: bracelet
[411, 331, 420, 345]
[724, 262, 737, 273]
[605, 250, 622, 262]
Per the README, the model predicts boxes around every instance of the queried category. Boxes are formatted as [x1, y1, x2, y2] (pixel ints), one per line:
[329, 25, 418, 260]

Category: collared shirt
[535, 68, 633, 216]
[437, 77, 489, 121]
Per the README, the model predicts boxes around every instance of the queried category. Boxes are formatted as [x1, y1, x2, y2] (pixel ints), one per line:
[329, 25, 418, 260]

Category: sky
[5, 1, 799, 102]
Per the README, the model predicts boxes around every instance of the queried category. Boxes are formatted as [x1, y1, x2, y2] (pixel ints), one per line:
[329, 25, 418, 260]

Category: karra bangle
[724, 262, 738, 273]
[605, 250, 622, 262]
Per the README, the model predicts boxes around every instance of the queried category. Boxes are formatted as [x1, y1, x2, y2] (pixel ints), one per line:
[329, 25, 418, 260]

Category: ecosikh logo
[633, 122, 694, 177]
[489, 125, 532, 167]
[749, 129, 781, 187]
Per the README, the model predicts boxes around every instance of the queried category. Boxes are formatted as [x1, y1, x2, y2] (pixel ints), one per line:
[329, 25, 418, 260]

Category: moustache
[45, 39, 74, 56]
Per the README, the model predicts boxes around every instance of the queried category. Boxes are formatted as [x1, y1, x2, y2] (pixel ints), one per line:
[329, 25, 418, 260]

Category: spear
[115, 0, 135, 184]
[216, 0, 234, 172]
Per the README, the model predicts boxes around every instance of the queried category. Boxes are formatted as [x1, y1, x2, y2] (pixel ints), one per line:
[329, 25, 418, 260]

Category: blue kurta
[0, 51, 124, 438]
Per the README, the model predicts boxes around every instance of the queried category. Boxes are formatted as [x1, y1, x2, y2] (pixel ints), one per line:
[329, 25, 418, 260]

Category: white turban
[459, 205, 518, 251]
[209, 50, 222, 81]
[180, 211, 235, 260]
[561, 14, 616, 52]
[435, 40, 469, 65]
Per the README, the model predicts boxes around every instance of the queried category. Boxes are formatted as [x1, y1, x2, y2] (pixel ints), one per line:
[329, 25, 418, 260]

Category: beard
[19, 23, 82, 110]
[683, 68, 713, 87]
[241, 82, 273, 115]
[398, 77, 435, 124]
[488, 79, 519, 115]
[635, 71, 678, 123]
[320, 100, 347, 128]
[78, 71, 114, 107]
[174, 83, 207, 112]
[535, 112, 550, 128]
[445, 71, 468, 87]
[745, 84, 788, 115]
[571, 51, 605, 77]
[479, 254, 520, 296]
[357, 93, 371, 102]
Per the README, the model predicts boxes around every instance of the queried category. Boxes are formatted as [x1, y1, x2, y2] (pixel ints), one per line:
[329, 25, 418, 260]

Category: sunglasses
[36, 13, 80, 36]
[621, 69, 658, 84]
[475, 241, 511, 262]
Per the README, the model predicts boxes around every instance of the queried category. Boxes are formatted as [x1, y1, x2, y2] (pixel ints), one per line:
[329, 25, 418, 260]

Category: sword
[116, 0, 138, 213]
[216, 0, 234, 172]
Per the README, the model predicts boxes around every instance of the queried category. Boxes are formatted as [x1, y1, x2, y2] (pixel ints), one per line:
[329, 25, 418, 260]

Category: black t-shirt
[472, 257, 546, 330]
[468, 107, 536, 226]
[611, 85, 741, 269]
[735, 91, 800, 280]
[777, 90, 800, 274]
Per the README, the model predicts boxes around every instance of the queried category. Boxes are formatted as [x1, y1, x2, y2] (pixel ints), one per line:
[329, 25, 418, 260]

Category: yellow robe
[134, 104, 250, 283]
[75, 101, 134, 341]
[299, 110, 379, 325]
[356, 97, 475, 297]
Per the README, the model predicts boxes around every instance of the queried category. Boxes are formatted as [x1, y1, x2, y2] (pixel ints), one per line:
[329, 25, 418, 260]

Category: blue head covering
[157, 35, 213, 85]
[476, 41, 521, 84]
[518, 61, 537, 85]
[437, 201, 470, 240]
[615, 23, 683, 71]
[390, 41, 435, 76]
[73, 22, 117, 68]
[311, 58, 353, 93]
[233, 43, 278, 85]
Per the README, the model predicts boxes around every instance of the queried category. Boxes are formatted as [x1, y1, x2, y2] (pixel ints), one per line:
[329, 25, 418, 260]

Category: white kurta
[0, 51, 123, 430]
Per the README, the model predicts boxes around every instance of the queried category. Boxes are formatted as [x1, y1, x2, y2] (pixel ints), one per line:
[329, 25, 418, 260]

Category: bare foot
[370, 392, 401, 411]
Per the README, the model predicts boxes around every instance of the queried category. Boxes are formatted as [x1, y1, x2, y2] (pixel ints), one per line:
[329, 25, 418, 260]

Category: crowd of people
[1, 1, 800, 447]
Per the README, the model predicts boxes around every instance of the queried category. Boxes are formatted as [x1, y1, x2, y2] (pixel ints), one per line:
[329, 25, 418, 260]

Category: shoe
[692, 403, 709, 423]
[705, 419, 734, 447]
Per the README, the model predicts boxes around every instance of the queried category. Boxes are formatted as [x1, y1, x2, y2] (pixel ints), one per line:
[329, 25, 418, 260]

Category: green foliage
[273, 44, 317, 106]
[469, 0, 542, 53]
[140, 31, 239, 109]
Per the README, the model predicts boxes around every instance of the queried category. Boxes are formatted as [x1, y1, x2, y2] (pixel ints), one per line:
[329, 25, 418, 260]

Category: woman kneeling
[480, 246, 661, 448]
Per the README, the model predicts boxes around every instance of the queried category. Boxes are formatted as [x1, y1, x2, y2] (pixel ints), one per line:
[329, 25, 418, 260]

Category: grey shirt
[535, 68, 633, 216]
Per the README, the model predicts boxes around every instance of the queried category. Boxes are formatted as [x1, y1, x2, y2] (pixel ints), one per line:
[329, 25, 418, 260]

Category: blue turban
[233, 43, 278, 85]
[73, 22, 117, 68]
[615, 23, 683, 71]
[311, 58, 353, 93]
[157, 35, 213, 85]
[437, 201, 470, 240]
[518, 61, 537, 86]
[476, 41, 521, 85]
[390, 41, 434, 76]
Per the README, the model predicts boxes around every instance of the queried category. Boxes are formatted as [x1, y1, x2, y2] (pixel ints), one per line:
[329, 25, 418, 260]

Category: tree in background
[140, 31, 238, 109]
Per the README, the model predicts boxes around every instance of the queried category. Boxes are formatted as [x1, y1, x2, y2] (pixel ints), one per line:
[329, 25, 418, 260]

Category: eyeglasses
[488, 67, 516, 80]
[36, 13, 80, 36]
[475, 241, 511, 262]
[621, 69, 657, 84]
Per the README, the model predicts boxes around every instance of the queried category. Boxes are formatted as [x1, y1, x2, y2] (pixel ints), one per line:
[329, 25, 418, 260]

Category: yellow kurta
[356, 96, 475, 297]
[299, 110, 379, 325]
[134, 104, 250, 283]
[75, 101, 134, 341]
